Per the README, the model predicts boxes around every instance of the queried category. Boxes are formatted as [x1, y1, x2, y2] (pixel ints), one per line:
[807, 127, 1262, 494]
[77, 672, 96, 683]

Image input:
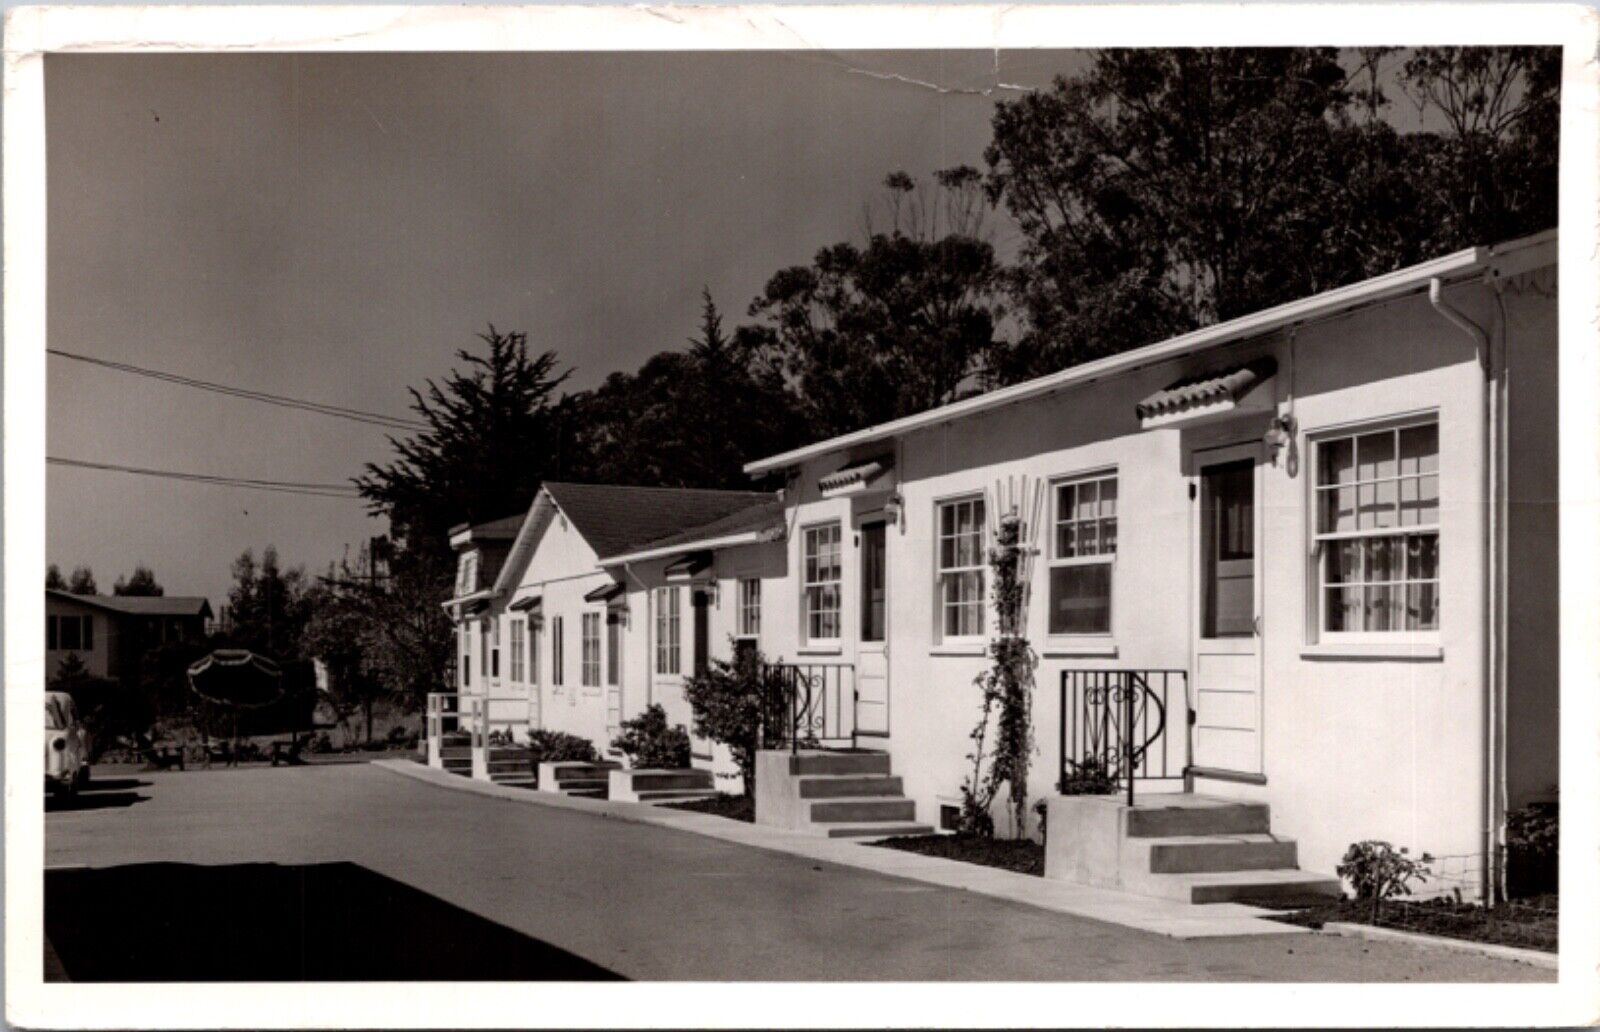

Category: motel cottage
[435, 229, 1558, 903]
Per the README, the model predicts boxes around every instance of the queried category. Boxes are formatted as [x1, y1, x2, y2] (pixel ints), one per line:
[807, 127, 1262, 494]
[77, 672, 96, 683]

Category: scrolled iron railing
[1059, 669, 1190, 805]
[761, 662, 857, 753]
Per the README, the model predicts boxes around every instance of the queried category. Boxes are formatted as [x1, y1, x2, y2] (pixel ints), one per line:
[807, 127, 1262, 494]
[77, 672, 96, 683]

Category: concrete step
[809, 797, 916, 824]
[822, 822, 935, 840]
[1124, 798, 1270, 838]
[562, 787, 608, 800]
[552, 762, 621, 782]
[797, 774, 903, 799]
[635, 789, 720, 802]
[1137, 834, 1298, 875]
[439, 747, 473, 760]
[486, 748, 528, 760]
[628, 770, 715, 792]
[788, 751, 891, 777]
[490, 775, 536, 786]
[1126, 867, 1342, 904]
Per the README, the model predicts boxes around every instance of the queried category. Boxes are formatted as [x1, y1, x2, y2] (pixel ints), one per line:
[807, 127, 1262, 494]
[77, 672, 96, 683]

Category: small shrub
[309, 731, 334, 754]
[1506, 802, 1558, 898]
[386, 723, 411, 745]
[682, 643, 789, 797]
[611, 703, 691, 770]
[1337, 840, 1434, 921]
[526, 729, 598, 765]
[1057, 755, 1119, 796]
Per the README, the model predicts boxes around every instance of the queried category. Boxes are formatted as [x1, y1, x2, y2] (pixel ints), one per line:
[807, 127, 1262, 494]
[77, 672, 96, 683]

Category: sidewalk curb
[1323, 921, 1558, 969]
[374, 758, 1308, 941]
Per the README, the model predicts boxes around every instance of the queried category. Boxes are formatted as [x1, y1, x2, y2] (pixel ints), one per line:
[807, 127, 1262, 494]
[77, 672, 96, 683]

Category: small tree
[67, 566, 98, 595]
[682, 644, 789, 797]
[113, 565, 165, 597]
[1337, 840, 1435, 922]
[46, 564, 67, 591]
[611, 703, 691, 770]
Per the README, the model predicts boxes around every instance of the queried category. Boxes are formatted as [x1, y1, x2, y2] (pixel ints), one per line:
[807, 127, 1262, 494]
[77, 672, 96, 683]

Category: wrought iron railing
[761, 663, 857, 753]
[1059, 669, 1189, 805]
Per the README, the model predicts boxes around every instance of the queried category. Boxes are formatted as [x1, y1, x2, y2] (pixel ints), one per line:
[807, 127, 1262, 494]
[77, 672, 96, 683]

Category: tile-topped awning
[583, 582, 626, 604]
[818, 455, 894, 498]
[1136, 358, 1277, 429]
[663, 551, 713, 581]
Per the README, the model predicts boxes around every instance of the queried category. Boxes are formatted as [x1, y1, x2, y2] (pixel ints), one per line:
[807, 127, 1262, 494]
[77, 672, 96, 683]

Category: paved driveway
[44, 763, 1551, 982]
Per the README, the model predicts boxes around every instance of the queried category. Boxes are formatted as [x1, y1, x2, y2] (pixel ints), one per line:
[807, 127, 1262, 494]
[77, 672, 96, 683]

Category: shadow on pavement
[45, 787, 150, 812]
[45, 861, 624, 982]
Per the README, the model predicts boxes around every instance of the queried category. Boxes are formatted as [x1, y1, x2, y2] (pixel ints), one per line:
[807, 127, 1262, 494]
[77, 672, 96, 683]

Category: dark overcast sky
[46, 49, 1423, 607]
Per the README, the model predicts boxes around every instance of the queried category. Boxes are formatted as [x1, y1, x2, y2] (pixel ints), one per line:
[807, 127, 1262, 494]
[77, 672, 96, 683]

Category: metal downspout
[1428, 275, 1501, 904]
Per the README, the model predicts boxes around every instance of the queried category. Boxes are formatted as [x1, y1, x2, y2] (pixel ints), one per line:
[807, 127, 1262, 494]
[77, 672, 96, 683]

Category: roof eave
[600, 528, 773, 567]
[743, 243, 1494, 476]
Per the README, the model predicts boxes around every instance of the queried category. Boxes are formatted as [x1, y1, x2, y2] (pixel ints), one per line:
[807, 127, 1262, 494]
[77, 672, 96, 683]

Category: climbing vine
[958, 502, 1040, 839]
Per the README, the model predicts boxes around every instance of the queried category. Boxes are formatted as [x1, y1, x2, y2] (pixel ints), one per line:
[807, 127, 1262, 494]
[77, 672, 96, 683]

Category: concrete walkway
[375, 758, 1304, 940]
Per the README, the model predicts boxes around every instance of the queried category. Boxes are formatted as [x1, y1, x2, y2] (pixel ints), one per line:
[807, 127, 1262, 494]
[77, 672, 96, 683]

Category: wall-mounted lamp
[882, 491, 904, 525]
[1264, 413, 1297, 456]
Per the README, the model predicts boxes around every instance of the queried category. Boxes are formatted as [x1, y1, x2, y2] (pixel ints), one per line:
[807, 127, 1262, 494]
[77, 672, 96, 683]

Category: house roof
[602, 498, 786, 565]
[449, 512, 525, 547]
[48, 590, 213, 619]
[744, 228, 1558, 476]
[541, 482, 775, 561]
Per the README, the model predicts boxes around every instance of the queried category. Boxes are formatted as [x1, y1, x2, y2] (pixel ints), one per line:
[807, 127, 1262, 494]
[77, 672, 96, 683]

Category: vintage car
[45, 690, 90, 799]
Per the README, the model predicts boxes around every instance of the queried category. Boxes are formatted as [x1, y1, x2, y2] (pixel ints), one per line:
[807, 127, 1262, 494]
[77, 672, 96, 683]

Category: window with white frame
[1314, 419, 1440, 635]
[509, 618, 525, 682]
[490, 618, 501, 678]
[655, 587, 681, 674]
[551, 616, 565, 687]
[455, 552, 478, 596]
[582, 612, 602, 687]
[737, 578, 761, 638]
[936, 497, 987, 639]
[803, 524, 842, 642]
[1048, 472, 1118, 635]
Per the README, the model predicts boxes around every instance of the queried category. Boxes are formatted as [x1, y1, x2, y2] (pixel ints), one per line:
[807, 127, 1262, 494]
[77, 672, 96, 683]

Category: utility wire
[48, 348, 429, 432]
[48, 456, 364, 499]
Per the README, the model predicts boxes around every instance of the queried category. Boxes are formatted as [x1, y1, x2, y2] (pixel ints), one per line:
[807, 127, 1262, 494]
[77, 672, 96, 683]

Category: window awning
[583, 582, 626, 604]
[818, 455, 894, 498]
[663, 551, 712, 581]
[507, 594, 541, 613]
[1135, 358, 1277, 429]
[460, 598, 492, 617]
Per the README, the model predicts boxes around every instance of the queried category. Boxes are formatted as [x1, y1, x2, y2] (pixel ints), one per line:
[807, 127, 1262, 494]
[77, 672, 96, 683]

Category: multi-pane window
[551, 616, 565, 687]
[46, 615, 90, 651]
[937, 497, 987, 639]
[737, 578, 761, 638]
[455, 552, 478, 596]
[582, 613, 602, 688]
[1315, 420, 1440, 634]
[1049, 473, 1118, 635]
[508, 619, 525, 682]
[803, 524, 842, 642]
[655, 587, 681, 674]
[490, 619, 501, 678]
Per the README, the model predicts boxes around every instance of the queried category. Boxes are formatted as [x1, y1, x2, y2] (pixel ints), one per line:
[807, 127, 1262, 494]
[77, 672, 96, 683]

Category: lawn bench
[270, 739, 306, 767]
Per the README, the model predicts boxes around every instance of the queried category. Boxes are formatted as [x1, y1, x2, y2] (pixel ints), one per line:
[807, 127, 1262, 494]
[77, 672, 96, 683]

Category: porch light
[1263, 412, 1297, 455]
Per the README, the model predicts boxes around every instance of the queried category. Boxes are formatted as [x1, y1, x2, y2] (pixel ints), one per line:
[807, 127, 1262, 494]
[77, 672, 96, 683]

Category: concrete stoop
[1045, 794, 1343, 905]
[754, 749, 933, 839]
[608, 767, 719, 804]
[481, 747, 536, 786]
[537, 760, 622, 799]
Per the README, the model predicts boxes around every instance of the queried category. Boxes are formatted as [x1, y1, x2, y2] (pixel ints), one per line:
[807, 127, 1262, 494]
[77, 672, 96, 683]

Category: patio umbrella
[187, 650, 285, 709]
[187, 650, 285, 764]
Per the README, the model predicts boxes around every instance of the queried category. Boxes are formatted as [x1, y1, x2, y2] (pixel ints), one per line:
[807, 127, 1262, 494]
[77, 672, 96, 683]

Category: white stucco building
[437, 229, 1558, 902]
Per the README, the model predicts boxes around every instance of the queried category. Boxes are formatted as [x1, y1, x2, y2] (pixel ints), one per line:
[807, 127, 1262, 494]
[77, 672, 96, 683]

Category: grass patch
[659, 792, 754, 823]
[872, 833, 1044, 877]
[1266, 894, 1557, 954]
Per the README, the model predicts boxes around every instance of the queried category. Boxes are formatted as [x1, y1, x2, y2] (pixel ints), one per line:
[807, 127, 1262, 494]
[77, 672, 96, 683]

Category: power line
[48, 456, 364, 499]
[48, 348, 429, 432]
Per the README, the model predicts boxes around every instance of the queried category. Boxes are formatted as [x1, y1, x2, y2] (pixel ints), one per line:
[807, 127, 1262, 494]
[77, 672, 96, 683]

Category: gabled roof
[604, 498, 785, 564]
[48, 589, 213, 619]
[449, 512, 525, 548]
[541, 482, 775, 561]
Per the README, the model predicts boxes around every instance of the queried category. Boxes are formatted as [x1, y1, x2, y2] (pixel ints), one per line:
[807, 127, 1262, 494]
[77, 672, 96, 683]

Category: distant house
[46, 589, 214, 682]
